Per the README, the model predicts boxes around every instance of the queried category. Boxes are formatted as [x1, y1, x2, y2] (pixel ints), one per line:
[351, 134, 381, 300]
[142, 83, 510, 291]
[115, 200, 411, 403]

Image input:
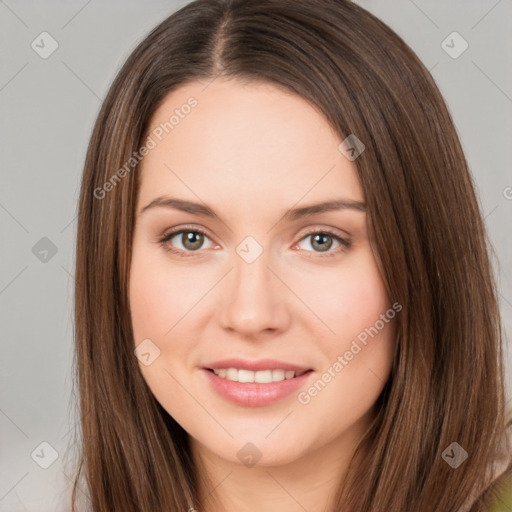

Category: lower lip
[202, 369, 313, 407]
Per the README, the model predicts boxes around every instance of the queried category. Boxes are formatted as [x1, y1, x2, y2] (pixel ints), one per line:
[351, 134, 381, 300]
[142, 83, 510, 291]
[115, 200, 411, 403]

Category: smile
[202, 361, 314, 407]
[209, 368, 309, 383]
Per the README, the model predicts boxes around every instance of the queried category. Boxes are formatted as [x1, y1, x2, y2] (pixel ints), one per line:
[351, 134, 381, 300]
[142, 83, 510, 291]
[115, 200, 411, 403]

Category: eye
[158, 226, 351, 259]
[295, 229, 351, 258]
[159, 226, 216, 257]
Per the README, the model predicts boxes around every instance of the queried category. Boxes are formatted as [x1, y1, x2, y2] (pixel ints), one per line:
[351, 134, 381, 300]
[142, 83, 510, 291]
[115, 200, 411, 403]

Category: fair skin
[129, 78, 396, 512]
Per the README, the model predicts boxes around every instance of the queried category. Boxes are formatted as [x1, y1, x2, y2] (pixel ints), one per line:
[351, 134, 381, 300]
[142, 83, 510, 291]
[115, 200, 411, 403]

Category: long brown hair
[71, 0, 512, 510]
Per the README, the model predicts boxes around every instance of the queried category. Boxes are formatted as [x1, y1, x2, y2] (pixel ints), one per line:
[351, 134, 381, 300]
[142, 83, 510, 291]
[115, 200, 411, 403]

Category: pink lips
[202, 358, 313, 407]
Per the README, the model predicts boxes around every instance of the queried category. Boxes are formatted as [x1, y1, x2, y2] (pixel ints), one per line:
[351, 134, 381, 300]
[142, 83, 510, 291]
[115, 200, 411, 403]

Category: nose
[217, 249, 291, 338]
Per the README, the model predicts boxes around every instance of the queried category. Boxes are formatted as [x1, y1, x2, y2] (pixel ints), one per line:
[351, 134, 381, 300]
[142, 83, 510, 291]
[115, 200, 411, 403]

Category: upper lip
[204, 358, 312, 372]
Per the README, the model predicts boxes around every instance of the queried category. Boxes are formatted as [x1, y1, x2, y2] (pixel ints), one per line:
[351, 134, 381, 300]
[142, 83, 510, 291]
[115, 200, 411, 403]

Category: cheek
[295, 250, 392, 344]
[129, 250, 205, 342]
[128, 248, 215, 402]
[129, 251, 199, 416]
[296, 250, 396, 408]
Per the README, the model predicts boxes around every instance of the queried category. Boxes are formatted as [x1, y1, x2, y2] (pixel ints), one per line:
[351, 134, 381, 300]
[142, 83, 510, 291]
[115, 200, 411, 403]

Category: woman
[71, 0, 512, 510]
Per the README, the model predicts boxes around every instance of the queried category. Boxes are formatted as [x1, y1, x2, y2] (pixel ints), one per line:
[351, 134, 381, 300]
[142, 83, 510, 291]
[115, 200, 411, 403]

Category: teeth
[211, 368, 306, 383]
[238, 369, 254, 383]
[255, 370, 272, 383]
[271, 369, 285, 382]
[226, 368, 238, 381]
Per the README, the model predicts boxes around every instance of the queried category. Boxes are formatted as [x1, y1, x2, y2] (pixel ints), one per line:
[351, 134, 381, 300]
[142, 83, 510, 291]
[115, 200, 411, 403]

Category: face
[129, 78, 397, 468]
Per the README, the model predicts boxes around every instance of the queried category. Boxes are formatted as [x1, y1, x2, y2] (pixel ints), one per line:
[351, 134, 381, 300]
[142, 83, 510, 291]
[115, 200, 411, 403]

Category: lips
[202, 358, 314, 407]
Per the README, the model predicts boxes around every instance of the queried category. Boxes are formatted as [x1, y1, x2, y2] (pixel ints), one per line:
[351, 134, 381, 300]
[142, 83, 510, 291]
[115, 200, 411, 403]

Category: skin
[129, 78, 397, 512]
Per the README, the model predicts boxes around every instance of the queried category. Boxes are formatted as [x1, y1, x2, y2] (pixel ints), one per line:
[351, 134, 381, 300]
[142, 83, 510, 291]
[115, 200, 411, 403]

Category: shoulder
[461, 423, 512, 512]
[489, 422, 512, 483]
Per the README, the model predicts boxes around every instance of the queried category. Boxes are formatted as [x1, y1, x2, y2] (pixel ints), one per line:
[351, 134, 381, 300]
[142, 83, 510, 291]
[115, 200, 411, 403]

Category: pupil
[312, 233, 332, 252]
[183, 232, 203, 250]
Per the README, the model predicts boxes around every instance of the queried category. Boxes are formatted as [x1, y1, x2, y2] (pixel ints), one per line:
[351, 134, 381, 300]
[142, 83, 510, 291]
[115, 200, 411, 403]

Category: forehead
[137, 78, 364, 212]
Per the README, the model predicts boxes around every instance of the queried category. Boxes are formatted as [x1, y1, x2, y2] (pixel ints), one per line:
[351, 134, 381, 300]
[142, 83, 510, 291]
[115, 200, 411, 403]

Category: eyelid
[297, 225, 350, 242]
[160, 223, 216, 243]
[293, 226, 351, 258]
[158, 224, 351, 257]
[159, 224, 219, 253]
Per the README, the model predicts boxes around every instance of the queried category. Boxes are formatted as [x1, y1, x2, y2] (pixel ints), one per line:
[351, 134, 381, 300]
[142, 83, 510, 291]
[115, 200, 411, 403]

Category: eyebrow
[138, 196, 366, 221]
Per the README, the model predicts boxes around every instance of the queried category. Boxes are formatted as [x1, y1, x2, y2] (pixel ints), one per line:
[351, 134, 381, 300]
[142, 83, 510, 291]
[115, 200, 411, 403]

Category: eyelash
[158, 226, 351, 259]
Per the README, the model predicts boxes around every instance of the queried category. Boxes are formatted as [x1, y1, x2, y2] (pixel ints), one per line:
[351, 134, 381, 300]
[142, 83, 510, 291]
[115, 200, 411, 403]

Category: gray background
[1, 1, 511, 510]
